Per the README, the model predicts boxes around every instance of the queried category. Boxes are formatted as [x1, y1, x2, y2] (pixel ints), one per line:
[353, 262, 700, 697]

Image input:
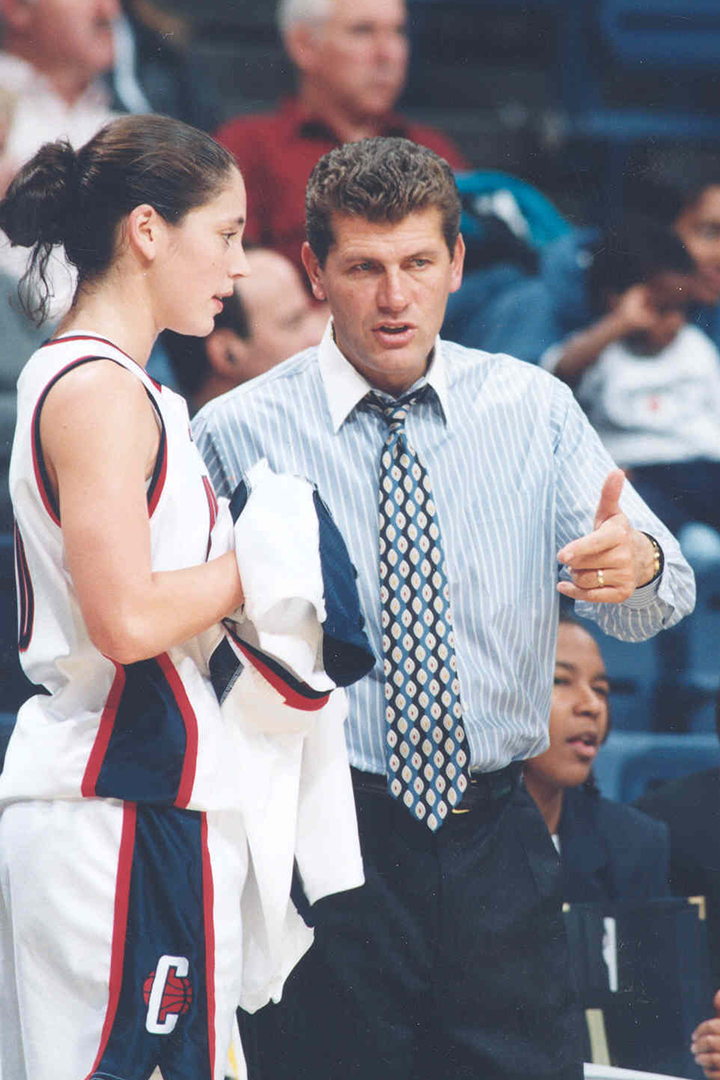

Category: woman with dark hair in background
[0, 114, 250, 1079]
[524, 614, 670, 903]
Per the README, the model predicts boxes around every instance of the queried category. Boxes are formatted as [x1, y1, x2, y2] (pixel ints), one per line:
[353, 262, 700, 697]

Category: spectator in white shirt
[0, 0, 121, 315]
[542, 217, 720, 537]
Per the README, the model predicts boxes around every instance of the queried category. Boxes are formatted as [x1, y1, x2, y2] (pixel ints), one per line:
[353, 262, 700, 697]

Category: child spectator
[542, 218, 720, 537]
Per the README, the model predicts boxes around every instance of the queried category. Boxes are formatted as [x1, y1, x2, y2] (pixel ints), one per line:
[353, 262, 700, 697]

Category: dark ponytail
[0, 140, 79, 324]
[0, 114, 239, 325]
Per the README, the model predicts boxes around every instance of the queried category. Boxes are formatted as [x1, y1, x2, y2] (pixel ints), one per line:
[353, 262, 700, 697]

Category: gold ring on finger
[597, 569, 605, 588]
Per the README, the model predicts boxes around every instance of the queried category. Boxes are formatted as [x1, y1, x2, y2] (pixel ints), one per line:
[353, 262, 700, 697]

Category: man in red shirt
[215, 0, 468, 276]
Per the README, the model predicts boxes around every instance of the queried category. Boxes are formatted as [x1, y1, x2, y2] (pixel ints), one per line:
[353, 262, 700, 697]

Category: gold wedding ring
[597, 569, 605, 589]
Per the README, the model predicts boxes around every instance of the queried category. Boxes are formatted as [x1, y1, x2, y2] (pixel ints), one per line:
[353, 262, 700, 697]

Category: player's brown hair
[305, 136, 461, 266]
[0, 114, 238, 324]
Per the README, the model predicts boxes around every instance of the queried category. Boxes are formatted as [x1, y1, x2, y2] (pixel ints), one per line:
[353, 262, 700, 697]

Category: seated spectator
[162, 247, 327, 413]
[523, 614, 670, 903]
[471, 161, 720, 363]
[215, 0, 468, 277]
[0, 0, 121, 317]
[108, 0, 222, 132]
[541, 218, 720, 538]
[692, 989, 720, 1080]
[636, 691, 720, 994]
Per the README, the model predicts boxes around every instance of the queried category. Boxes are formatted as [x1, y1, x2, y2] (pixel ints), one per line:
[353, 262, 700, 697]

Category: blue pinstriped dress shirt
[192, 324, 695, 776]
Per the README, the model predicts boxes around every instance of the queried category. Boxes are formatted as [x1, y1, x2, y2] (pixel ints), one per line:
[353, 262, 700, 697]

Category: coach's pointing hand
[556, 469, 658, 603]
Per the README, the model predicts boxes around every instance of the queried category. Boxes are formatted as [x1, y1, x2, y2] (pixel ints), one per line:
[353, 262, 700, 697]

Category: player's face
[674, 185, 720, 306]
[35, 0, 119, 80]
[161, 169, 249, 338]
[525, 624, 609, 793]
[308, 0, 409, 120]
[302, 207, 464, 396]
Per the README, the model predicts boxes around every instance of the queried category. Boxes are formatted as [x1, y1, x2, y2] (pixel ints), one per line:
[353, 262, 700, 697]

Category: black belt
[350, 762, 521, 813]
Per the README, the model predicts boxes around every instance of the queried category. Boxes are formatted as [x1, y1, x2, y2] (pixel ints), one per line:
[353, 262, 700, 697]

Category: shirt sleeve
[550, 379, 696, 641]
[193, 406, 238, 500]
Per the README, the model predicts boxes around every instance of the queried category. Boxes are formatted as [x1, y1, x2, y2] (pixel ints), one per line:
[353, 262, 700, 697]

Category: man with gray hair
[194, 136, 694, 1080]
[214, 0, 467, 278]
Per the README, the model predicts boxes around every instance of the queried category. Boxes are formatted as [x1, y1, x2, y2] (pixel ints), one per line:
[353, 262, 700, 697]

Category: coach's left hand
[556, 469, 657, 603]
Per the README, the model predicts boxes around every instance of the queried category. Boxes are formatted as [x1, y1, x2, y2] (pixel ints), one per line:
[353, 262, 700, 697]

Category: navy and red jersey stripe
[14, 522, 34, 652]
[30, 356, 167, 526]
[82, 653, 199, 807]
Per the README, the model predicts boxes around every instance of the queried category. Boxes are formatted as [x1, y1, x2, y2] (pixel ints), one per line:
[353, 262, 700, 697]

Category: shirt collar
[0, 51, 111, 108]
[318, 319, 452, 433]
[280, 96, 412, 142]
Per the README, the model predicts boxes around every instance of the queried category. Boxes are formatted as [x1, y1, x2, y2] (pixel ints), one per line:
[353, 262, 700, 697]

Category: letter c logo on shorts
[143, 955, 193, 1035]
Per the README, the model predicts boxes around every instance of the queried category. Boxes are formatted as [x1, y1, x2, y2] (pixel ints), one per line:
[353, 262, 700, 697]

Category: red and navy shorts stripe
[85, 804, 216, 1080]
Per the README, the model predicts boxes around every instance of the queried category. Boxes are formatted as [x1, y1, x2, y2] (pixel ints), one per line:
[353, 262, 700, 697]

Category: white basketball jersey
[1, 333, 239, 810]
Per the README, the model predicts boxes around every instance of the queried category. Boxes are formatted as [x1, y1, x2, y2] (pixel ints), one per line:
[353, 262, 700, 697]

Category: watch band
[641, 532, 664, 583]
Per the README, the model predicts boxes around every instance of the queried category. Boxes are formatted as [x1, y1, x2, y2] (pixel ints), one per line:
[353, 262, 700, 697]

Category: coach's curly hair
[0, 114, 238, 325]
[305, 136, 461, 266]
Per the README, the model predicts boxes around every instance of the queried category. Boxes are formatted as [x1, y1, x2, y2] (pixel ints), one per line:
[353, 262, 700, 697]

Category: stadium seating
[558, 0, 720, 219]
[592, 732, 719, 803]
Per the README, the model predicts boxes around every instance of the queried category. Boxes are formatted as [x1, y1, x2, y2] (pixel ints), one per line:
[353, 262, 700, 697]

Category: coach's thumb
[594, 469, 625, 530]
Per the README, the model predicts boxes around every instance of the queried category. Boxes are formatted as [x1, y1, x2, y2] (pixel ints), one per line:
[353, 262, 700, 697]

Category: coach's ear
[301, 241, 326, 302]
[449, 233, 465, 294]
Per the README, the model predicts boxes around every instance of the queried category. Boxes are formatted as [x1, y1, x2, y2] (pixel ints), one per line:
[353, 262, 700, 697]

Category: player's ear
[126, 203, 166, 263]
[301, 242, 326, 302]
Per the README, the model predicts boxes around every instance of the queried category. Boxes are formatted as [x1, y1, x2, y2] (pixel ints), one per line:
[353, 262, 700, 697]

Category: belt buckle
[451, 775, 477, 814]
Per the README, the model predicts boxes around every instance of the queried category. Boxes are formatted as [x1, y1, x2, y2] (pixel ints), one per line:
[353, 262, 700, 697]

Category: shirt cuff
[622, 575, 662, 609]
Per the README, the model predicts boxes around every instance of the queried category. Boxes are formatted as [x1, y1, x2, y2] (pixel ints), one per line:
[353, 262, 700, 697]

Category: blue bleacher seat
[575, 523, 720, 734]
[557, 0, 720, 219]
[654, 535, 720, 733]
[593, 731, 719, 803]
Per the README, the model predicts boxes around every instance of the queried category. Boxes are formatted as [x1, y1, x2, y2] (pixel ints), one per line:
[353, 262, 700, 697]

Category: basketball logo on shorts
[143, 955, 192, 1034]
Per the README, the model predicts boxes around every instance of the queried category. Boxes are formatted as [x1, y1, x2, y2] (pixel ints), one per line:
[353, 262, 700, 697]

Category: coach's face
[302, 207, 464, 396]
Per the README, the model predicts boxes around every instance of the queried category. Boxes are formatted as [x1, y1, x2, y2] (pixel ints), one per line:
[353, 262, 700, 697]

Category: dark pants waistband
[350, 762, 521, 813]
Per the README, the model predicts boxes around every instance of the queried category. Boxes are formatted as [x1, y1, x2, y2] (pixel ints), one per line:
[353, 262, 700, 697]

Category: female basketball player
[0, 115, 253, 1080]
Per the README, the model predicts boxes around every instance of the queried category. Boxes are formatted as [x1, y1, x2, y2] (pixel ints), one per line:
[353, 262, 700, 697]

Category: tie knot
[365, 388, 427, 434]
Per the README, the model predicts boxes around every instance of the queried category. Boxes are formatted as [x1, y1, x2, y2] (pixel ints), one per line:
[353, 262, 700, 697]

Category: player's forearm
[88, 552, 243, 664]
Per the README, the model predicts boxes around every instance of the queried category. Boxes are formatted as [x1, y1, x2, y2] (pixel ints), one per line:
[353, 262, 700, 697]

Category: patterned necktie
[367, 389, 470, 831]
